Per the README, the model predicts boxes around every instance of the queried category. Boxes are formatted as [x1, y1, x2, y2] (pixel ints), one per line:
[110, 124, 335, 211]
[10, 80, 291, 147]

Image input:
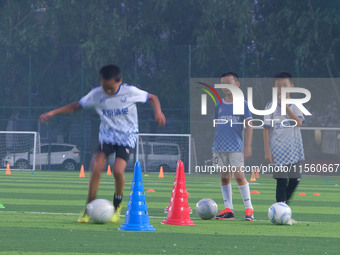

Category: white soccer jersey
[79, 83, 149, 148]
[264, 101, 305, 165]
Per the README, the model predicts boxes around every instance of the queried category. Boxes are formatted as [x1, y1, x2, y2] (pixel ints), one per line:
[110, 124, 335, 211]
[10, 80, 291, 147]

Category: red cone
[161, 161, 195, 226]
[164, 161, 192, 213]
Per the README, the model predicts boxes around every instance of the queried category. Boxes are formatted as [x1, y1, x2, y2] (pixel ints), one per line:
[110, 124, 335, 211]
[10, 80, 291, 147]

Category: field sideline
[0, 171, 339, 255]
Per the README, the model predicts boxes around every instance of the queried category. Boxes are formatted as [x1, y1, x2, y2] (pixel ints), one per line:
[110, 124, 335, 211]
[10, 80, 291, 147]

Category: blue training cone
[118, 162, 155, 231]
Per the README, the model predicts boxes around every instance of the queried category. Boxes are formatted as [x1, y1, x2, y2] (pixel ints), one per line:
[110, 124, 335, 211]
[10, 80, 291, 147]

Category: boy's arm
[244, 119, 253, 159]
[263, 127, 273, 163]
[286, 105, 303, 127]
[148, 94, 166, 126]
[39, 102, 82, 123]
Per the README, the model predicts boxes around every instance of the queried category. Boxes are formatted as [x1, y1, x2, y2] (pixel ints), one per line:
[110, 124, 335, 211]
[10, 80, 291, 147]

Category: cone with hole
[107, 165, 112, 175]
[158, 166, 164, 178]
[164, 161, 192, 214]
[119, 162, 155, 231]
[79, 165, 85, 178]
[250, 169, 256, 181]
[161, 160, 195, 226]
[5, 163, 11, 175]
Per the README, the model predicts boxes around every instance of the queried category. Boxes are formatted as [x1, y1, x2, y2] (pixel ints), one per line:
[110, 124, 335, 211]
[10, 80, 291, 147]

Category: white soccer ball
[86, 199, 115, 224]
[268, 202, 292, 225]
[196, 198, 218, 220]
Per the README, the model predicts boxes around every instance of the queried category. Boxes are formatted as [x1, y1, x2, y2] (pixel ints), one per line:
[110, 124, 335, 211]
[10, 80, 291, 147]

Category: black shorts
[97, 143, 133, 162]
[273, 163, 302, 179]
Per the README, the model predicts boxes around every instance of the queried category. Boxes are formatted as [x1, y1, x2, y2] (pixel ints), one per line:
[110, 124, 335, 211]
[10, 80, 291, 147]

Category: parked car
[2, 143, 81, 171]
[124, 141, 181, 172]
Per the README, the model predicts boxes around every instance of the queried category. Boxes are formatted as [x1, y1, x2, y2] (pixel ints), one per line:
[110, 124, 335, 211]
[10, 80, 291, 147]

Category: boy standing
[213, 72, 254, 221]
[40, 64, 166, 223]
[263, 72, 304, 204]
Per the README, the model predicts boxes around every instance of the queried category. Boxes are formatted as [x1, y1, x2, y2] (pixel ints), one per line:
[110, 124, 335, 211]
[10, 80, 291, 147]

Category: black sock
[276, 178, 288, 203]
[113, 194, 123, 210]
[286, 178, 300, 202]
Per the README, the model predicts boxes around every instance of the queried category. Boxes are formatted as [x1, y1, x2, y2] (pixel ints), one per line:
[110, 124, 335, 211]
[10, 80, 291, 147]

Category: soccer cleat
[244, 208, 254, 221]
[216, 208, 235, 220]
[77, 211, 90, 223]
[111, 203, 122, 223]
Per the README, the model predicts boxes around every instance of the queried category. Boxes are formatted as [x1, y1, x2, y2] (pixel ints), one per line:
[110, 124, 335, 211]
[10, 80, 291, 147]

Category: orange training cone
[255, 168, 260, 178]
[159, 166, 164, 178]
[250, 169, 256, 181]
[5, 163, 11, 175]
[107, 165, 112, 175]
[79, 165, 85, 178]
[161, 160, 195, 226]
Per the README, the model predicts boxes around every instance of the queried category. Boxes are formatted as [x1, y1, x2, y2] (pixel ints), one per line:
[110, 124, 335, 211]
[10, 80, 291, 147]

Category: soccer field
[0, 171, 339, 255]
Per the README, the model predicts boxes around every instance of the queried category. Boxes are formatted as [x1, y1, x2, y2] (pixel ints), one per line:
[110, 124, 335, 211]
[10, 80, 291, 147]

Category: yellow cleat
[111, 204, 123, 223]
[77, 212, 90, 223]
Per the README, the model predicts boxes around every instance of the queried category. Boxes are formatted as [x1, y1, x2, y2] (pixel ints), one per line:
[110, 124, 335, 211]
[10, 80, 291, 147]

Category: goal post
[134, 133, 194, 174]
[0, 131, 41, 171]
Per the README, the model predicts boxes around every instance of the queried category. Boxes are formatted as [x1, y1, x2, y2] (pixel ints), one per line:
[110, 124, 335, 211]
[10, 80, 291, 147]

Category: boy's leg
[234, 169, 254, 219]
[112, 157, 127, 212]
[111, 146, 130, 223]
[286, 178, 300, 203]
[231, 152, 254, 221]
[87, 152, 107, 203]
[286, 163, 301, 203]
[220, 170, 233, 210]
[214, 153, 234, 219]
[78, 151, 107, 223]
[276, 178, 288, 203]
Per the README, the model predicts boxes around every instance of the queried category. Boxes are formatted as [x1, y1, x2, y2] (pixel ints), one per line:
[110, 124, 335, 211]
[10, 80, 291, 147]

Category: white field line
[0, 210, 324, 223]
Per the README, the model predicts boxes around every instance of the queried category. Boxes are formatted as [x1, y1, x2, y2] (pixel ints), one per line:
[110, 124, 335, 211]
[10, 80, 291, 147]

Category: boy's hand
[265, 150, 274, 163]
[39, 111, 54, 123]
[244, 145, 252, 159]
[155, 111, 166, 126]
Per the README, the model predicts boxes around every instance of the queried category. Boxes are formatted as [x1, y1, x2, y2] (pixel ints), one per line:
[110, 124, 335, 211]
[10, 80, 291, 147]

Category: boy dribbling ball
[40, 64, 166, 223]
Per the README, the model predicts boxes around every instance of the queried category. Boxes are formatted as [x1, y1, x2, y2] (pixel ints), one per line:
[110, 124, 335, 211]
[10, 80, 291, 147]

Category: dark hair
[274, 71, 292, 82]
[99, 64, 122, 81]
[221, 71, 239, 81]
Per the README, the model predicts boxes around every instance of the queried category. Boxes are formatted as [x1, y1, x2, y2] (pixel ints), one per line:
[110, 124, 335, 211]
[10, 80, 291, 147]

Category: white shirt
[79, 83, 148, 148]
[264, 101, 305, 165]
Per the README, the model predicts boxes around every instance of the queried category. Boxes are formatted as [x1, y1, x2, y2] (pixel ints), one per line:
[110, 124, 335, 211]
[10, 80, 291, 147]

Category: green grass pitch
[0, 171, 339, 255]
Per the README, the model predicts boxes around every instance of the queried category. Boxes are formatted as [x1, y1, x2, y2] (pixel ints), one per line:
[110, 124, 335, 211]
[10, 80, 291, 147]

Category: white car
[124, 142, 181, 172]
[2, 143, 81, 171]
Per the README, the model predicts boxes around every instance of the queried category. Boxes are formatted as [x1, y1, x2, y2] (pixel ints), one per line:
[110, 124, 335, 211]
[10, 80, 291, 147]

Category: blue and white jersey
[79, 83, 148, 148]
[212, 100, 252, 153]
[264, 101, 305, 165]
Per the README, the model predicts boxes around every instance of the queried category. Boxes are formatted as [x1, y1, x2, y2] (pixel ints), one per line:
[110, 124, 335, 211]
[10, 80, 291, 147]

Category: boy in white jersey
[213, 72, 254, 221]
[263, 72, 304, 205]
[40, 64, 166, 223]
